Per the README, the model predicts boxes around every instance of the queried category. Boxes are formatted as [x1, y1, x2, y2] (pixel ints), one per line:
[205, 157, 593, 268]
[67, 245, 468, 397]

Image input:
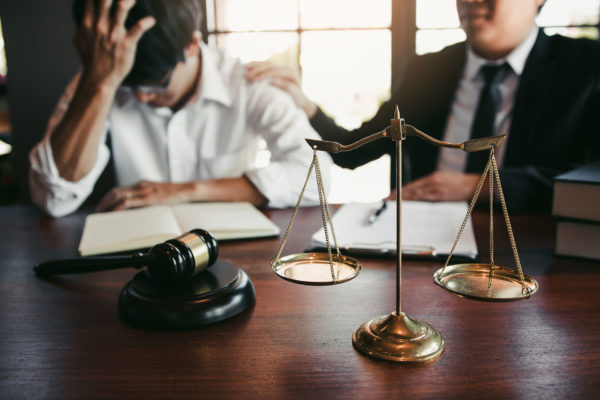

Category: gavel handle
[34, 254, 147, 275]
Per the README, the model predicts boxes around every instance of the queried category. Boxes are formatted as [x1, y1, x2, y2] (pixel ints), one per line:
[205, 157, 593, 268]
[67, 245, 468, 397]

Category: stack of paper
[311, 201, 478, 259]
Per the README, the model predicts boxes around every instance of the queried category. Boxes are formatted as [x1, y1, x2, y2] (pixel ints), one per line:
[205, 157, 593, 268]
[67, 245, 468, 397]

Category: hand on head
[245, 61, 317, 118]
[74, 0, 156, 89]
[97, 180, 193, 212]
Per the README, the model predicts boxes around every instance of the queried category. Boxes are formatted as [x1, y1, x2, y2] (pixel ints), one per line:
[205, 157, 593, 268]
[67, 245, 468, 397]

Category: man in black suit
[246, 0, 600, 212]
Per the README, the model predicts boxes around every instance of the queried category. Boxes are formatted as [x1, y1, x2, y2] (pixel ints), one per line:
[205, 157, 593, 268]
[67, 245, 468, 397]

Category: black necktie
[466, 63, 510, 173]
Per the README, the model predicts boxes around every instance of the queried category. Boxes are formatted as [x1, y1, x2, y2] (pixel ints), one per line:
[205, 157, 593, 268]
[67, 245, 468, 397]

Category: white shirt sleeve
[28, 73, 111, 217]
[244, 81, 333, 208]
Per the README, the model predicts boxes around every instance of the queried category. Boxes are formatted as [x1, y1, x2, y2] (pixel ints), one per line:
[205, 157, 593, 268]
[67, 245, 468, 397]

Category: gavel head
[146, 229, 218, 284]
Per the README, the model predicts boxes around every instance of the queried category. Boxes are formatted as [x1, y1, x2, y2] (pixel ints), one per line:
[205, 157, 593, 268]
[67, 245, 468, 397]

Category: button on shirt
[437, 25, 539, 173]
[29, 43, 332, 217]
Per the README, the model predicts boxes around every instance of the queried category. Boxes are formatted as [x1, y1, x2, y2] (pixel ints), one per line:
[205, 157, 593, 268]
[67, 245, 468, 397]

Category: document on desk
[310, 201, 478, 259]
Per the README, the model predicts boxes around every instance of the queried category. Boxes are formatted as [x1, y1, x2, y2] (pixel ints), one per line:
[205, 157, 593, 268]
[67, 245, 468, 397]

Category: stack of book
[552, 160, 600, 261]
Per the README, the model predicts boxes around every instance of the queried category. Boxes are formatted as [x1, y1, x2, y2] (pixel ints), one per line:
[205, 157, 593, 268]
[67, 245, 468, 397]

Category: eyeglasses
[120, 68, 174, 95]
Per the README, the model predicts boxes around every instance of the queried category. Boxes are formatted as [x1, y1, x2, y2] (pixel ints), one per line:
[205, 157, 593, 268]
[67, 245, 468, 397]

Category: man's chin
[463, 21, 495, 44]
[462, 17, 490, 32]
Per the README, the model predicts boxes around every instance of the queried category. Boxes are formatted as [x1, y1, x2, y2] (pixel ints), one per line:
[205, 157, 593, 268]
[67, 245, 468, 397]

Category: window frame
[200, 0, 395, 67]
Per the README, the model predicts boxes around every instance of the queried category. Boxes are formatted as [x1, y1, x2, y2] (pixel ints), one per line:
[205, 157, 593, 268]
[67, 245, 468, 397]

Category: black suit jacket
[310, 30, 600, 213]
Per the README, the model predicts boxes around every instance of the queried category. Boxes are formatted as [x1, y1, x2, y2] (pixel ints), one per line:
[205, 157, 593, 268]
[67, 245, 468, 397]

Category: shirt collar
[193, 42, 232, 108]
[465, 25, 539, 80]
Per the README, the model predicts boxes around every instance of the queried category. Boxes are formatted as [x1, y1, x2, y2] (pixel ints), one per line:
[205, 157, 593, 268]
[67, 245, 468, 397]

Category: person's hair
[72, 0, 203, 84]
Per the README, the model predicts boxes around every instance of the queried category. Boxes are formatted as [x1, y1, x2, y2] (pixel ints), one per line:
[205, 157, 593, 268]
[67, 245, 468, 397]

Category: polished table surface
[1, 205, 599, 400]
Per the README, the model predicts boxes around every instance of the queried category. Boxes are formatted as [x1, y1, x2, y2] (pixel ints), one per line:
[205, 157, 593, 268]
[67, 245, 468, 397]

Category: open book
[79, 202, 280, 256]
[310, 201, 478, 260]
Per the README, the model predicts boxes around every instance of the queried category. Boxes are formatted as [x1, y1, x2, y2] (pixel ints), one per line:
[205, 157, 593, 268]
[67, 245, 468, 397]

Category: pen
[368, 200, 388, 225]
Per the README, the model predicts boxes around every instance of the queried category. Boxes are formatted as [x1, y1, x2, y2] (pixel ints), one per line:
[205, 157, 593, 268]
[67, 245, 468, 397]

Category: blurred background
[1, 0, 599, 204]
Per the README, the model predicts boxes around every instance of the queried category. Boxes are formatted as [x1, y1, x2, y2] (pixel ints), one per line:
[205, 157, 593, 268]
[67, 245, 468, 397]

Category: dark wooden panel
[0, 0, 79, 202]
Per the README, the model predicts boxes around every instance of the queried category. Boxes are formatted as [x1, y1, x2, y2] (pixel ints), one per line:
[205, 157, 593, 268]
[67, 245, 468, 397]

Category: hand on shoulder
[244, 61, 317, 118]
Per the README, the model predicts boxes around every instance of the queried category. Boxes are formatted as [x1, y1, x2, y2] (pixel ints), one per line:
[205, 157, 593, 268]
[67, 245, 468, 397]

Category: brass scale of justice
[271, 106, 539, 363]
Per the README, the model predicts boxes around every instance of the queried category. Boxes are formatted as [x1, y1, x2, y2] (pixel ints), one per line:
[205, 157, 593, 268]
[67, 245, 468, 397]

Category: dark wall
[0, 0, 79, 202]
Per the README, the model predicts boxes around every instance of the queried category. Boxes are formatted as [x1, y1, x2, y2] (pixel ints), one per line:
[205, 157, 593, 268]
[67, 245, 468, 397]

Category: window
[0, 19, 6, 79]
[537, 0, 600, 39]
[0, 17, 10, 156]
[204, 0, 391, 130]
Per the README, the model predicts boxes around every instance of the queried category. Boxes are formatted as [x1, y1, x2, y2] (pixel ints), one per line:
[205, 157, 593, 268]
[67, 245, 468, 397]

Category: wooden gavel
[34, 229, 218, 284]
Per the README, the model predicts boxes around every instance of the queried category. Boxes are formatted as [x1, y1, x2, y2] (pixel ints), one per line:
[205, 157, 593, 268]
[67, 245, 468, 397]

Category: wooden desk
[1, 206, 599, 399]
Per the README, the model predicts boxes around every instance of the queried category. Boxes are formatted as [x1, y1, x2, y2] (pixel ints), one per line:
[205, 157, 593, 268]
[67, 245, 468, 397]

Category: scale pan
[433, 263, 538, 302]
[272, 252, 361, 286]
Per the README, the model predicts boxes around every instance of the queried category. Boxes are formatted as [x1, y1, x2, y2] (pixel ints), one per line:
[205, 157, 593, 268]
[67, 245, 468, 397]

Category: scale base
[352, 312, 444, 362]
[119, 260, 255, 330]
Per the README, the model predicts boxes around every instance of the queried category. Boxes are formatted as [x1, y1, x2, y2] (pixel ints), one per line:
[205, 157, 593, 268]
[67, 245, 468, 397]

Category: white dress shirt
[29, 43, 332, 217]
[437, 25, 539, 172]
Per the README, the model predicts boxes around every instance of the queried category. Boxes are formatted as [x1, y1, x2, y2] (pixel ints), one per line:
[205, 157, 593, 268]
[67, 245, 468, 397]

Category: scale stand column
[352, 108, 445, 362]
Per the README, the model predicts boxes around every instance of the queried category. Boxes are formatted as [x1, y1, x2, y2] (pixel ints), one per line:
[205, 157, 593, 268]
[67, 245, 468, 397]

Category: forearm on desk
[188, 176, 268, 207]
